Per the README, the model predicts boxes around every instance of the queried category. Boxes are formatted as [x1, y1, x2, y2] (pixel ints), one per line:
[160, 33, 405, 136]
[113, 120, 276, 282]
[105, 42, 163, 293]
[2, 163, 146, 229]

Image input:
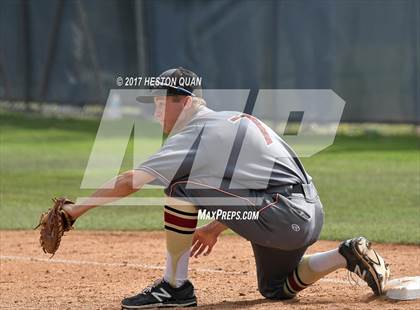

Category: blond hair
[192, 96, 207, 107]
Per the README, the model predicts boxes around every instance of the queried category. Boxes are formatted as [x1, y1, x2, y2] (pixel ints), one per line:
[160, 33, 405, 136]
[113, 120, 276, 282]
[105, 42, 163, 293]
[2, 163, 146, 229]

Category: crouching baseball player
[37, 68, 390, 309]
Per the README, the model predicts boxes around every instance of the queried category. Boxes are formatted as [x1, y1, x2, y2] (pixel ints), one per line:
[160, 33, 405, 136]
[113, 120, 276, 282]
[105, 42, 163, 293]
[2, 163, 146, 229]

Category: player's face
[154, 96, 187, 134]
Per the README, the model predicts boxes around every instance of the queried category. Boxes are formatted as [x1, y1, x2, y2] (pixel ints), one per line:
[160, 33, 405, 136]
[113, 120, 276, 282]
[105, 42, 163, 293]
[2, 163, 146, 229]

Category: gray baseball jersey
[137, 106, 312, 190]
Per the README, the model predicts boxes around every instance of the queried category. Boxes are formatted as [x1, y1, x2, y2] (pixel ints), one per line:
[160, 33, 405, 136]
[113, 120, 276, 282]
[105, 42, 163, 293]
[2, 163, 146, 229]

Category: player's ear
[183, 96, 193, 109]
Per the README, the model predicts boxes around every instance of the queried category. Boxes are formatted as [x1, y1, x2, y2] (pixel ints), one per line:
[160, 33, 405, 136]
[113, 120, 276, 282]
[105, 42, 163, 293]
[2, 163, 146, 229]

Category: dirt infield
[0, 231, 419, 310]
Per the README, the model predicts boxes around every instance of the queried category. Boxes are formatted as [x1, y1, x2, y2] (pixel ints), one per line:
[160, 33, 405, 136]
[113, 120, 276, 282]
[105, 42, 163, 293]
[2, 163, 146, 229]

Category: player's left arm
[63, 169, 155, 219]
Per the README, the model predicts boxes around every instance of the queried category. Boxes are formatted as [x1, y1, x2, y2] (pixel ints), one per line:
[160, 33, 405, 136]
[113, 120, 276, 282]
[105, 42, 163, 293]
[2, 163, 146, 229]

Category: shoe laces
[346, 270, 362, 287]
[141, 279, 164, 294]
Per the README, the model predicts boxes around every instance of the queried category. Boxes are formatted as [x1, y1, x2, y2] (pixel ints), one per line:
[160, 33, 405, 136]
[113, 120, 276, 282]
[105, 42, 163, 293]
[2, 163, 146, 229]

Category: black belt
[291, 183, 304, 194]
[266, 183, 304, 196]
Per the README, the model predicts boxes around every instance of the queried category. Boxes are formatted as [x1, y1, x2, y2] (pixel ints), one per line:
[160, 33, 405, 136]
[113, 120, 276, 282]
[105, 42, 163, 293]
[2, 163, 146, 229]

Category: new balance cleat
[339, 236, 390, 295]
[121, 279, 197, 309]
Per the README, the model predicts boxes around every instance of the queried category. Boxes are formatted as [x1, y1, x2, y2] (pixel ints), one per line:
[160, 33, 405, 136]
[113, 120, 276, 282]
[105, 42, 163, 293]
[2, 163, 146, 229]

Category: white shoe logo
[354, 265, 367, 280]
[152, 288, 172, 302]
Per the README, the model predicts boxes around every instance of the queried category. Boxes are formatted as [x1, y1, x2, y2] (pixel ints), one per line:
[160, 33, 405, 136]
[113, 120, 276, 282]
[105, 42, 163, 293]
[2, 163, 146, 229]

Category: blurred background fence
[0, 0, 419, 123]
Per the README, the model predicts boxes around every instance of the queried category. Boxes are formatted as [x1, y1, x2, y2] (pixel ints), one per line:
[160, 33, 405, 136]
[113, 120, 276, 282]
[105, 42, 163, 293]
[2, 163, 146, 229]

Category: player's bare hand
[190, 224, 219, 258]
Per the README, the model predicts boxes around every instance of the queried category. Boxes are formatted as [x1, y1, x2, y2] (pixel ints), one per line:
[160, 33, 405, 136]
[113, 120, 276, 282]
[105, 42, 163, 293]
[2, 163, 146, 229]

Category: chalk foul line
[0, 255, 241, 275]
[0, 255, 352, 285]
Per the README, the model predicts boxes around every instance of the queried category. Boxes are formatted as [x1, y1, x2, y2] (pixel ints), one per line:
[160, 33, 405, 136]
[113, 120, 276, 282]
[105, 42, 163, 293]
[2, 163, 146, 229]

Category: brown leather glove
[35, 198, 75, 257]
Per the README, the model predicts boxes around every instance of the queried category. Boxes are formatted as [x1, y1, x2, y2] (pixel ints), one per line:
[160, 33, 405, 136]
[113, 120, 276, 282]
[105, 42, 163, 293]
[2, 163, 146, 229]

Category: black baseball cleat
[339, 236, 390, 295]
[121, 279, 197, 309]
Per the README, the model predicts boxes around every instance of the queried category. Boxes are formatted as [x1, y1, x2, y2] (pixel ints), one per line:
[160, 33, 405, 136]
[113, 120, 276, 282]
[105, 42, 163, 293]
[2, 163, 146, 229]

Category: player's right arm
[63, 169, 155, 219]
[190, 220, 228, 258]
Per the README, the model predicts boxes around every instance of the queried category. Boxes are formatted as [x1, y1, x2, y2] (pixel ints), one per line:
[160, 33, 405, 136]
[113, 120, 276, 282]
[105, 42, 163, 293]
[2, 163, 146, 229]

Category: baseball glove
[35, 197, 75, 257]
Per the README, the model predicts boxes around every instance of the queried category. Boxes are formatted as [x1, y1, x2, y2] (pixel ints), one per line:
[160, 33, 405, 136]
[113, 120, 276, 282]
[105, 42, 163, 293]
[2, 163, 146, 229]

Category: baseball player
[40, 67, 390, 309]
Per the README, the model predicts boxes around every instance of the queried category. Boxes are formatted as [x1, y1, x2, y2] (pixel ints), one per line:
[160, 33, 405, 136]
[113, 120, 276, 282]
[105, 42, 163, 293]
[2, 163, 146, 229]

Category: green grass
[1, 111, 419, 244]
[301, 136, 420, 244]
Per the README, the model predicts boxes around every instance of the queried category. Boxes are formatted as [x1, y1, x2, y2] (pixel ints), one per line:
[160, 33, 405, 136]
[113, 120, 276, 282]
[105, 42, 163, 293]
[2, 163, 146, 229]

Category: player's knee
[258, 288, 295, 300]
[257, 281, 296, 300]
